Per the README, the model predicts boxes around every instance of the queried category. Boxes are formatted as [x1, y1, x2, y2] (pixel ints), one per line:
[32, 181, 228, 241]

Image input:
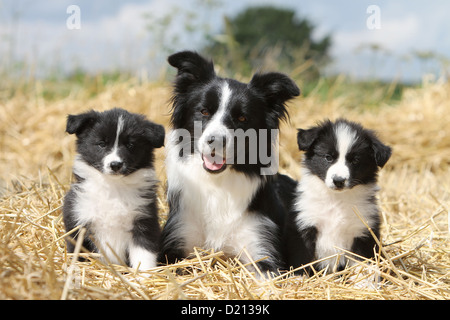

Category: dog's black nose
[333, 176, 346, 189]
[110, 161, 123, 172]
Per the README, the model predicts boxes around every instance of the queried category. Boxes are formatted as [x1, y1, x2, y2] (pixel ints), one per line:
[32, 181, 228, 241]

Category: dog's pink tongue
[203, 155, 225, 171]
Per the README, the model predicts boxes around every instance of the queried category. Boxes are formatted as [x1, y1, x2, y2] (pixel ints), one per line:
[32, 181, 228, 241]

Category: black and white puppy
[63, 108, 165, 270]
[158, 51, 300, 274]
[283, 118, 391, 274]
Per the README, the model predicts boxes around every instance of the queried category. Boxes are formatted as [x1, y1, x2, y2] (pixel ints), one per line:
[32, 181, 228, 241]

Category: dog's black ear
[143, 121, 165, 148]
[371, 137, 392, 168]
[168, 51, 215, 86]
[249, 72, 300, 122]
[66, 111, 99, 136]
[297, 127, 319, 151]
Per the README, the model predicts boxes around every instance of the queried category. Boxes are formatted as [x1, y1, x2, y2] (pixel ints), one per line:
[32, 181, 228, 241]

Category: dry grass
[0, 76, 449, 300]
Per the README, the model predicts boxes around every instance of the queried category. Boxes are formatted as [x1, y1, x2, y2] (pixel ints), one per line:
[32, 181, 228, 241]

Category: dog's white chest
[295, 174, 378, 269]
[165, 143, 271, 261]
[72, 158, 155, 264]
[74, 184, 137, 264]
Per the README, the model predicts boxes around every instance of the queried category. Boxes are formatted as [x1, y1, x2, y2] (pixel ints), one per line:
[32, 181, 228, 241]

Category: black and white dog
[158, 51, 300, 274]
[283, 118, 391, 274]
[63, 108, 165, 270]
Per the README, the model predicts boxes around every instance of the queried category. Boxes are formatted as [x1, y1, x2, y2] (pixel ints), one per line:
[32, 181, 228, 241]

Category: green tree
[204, 6, 331, 79]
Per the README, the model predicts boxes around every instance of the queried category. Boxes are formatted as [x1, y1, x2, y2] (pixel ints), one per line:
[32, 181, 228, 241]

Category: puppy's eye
[201, 109, 210, 116]
[324, 154, 334, 162]
[126, 142, 134, 150]
[237, 115, 247, 123]
[351, 156, 360, 165]
[97, 141, 106, 148]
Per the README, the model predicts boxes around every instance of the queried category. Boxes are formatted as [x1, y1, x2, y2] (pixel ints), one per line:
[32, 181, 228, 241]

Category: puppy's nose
[333, 176, 346, 189]
[110, 161, 123, 172]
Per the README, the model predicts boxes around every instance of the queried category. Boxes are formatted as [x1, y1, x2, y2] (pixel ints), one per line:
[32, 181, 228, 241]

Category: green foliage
[203, 6, 331, 79]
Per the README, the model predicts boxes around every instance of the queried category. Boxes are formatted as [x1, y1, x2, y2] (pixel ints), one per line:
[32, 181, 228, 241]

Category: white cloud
[332, 13, 420, 56]
[1, 1, 174, 76]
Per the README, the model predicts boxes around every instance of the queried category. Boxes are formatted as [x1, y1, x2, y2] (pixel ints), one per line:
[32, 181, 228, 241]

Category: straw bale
[0, 78, 448, 300]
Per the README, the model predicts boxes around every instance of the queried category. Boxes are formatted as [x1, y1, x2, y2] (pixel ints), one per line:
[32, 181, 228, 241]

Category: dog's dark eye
[97, 141, 106, 148]
[201, 109, 210, 116]
[351, 156, 360, 165]
[324, 154, 334, 162]
[237, 115, 247, 123]
[126, 142, 134, 150]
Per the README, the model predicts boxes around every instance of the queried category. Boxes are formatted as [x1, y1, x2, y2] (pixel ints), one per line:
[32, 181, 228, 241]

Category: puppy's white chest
[72, 158, 156, 263]
[76, 184, 136, 231]
[309, 200, 362, 260]
[296, 174, 378, 268]
[76, 182, 138, 259]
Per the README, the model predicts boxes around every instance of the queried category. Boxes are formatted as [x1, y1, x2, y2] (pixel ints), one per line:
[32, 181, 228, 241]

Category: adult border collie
[63, 108, 165, 270]
[283, 118, 391, 274]
[158, 51, 300, 274]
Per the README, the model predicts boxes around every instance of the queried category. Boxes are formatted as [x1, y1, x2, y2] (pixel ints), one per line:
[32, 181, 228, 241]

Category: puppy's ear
[372, 137, 392, 168]
[297, 127, 319, 151]
[249, 72, 300, 122]
[168, 51, 215, 87]
[143, 121, 165, 148]
[66, 111, 99, 136]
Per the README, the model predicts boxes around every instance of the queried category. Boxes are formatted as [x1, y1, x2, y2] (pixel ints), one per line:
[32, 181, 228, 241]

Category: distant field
[0, 77, 448, 299]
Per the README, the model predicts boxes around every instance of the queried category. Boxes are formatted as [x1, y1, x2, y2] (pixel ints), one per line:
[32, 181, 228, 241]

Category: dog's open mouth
[202, 151, 227, 174]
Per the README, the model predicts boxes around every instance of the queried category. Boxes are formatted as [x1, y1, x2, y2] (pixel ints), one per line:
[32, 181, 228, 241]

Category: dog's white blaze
[325, 123, 357, 188]
[198, 82, 233, 158]
[103, 115, 124, 173]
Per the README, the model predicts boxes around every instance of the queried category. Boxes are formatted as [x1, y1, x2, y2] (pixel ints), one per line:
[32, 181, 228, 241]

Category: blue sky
[1, 0, 448, 82]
